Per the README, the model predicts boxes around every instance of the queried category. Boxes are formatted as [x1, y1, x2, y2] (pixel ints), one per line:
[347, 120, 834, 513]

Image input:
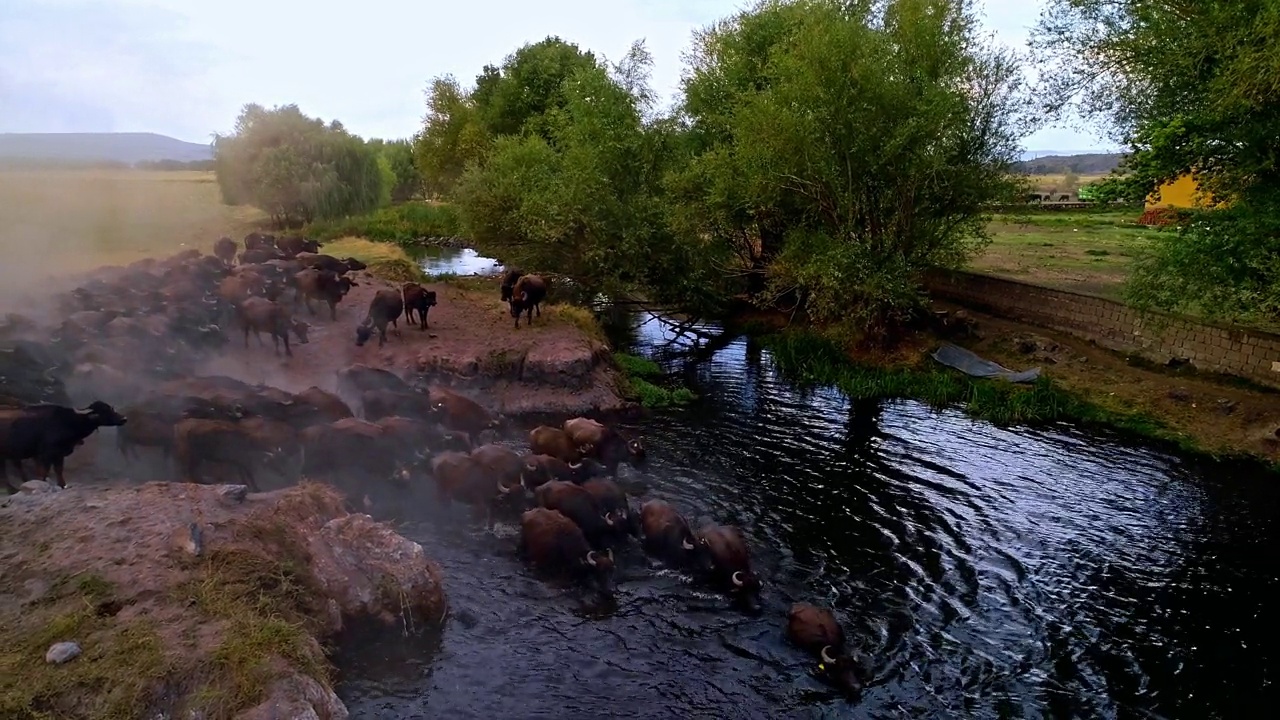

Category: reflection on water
[337, 261, 1279, 719]
[410, 246, 504, 277]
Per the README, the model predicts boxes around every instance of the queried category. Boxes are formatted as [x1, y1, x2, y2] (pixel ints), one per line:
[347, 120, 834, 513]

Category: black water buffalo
[355, 289, 404, 348]
[499, 268, 525, 302]
[786, 603, 862, 698]
[277, 235, 321, 257]
[0, 400, 128, 492]
[337, 363, 412, 399]
[528, 425, 582, 464]
[237, 297, 309, 357]
[213, 237, 237, 265]
[563, 417, 645, 477]
[520, 507, 615, 597]
[402, 282, 438, 330]
[508, 274, 547, 328]
[639, 499, 700, 566]
[295, 268, 356, 320]
[534, 480, 616, 549]
[697, 523, 762, 613]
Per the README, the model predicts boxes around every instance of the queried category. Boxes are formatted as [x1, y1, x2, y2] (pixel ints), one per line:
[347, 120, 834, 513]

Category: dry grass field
[0, 168, 266, 286]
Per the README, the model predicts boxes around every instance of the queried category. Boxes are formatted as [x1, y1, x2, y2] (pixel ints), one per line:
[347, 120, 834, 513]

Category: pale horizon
[0, 0, 1118, 153]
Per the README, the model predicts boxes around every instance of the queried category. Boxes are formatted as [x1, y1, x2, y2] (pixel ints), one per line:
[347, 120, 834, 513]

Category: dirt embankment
[936, 302, 1280, 462]
[205, 272, 626, 416]
[0, 481, 445, 720]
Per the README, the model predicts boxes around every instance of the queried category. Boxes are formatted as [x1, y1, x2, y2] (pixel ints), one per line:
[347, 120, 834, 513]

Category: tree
[674, 0, 1023, 337]
[1034, 1, 1280, 321]
[214, 104, 390, 227]
[370, 138, 423, 202]
[414, 76, 486, 198]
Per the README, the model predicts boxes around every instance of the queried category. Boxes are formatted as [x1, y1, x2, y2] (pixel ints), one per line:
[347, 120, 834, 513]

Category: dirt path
[197, 273, 625, 415]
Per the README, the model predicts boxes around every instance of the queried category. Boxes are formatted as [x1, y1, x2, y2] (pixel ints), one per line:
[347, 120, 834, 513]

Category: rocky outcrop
[0, 482, 446, 720]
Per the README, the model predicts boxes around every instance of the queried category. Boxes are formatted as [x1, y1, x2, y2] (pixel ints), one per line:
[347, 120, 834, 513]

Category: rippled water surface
[338, 255, 1279, 719]
[412, 247, 504, 276]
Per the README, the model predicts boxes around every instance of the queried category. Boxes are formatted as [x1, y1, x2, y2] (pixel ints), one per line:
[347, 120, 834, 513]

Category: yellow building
[1145, 173, 1228, 210]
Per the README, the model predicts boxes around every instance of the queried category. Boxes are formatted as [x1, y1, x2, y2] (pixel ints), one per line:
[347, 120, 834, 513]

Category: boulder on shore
[0, 481, 446, 720]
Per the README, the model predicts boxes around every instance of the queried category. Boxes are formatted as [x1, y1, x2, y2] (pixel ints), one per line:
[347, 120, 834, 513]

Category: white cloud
[0, 0, 1114, 151]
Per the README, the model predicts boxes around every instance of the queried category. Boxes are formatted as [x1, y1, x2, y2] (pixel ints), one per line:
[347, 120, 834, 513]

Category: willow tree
[214, 104, 389, 227]
[1035, 1, 1280, 323]
[673, 0, 1024, 338]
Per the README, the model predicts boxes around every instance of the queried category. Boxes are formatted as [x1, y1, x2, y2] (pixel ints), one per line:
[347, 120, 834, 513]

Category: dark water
[337, 252, 1279, 719]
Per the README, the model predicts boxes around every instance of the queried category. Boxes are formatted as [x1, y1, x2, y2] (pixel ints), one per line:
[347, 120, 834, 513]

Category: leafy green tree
[414, 76, 486, 198]
[214, 104, 389, 227]
[369, 138, 423, 202]
[675, 0, 1023, 337]
[1034, 1, 1280, 320]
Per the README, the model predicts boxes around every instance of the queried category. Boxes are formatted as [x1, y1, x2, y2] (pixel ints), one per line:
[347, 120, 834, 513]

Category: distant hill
[1015, 152, 1125, 175]
[0, 132, 213, 165]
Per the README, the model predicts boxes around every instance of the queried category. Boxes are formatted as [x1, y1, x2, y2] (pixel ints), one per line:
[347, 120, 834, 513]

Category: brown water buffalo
[582, 478, 634, 536]
[563, 417, 645, 477]
[697, 523, 762, 613]
[786, 603, 862, 697]
[359, 389, 434, 422]
[292, 387, 354, 423]
[499, 268, 525, 302]
[508, 274, 547, 328]
[298, 417, 398, 481]
[355, 289, 404, 348]
[295, 268, 356, 320]
[214, 237, 238, 265]
[534, 480, 615, 549]
[639, 499, 700, 566]
[0, 400, 128, 492]
[528, 425, 582, 464]
[172, 417, 295, 491]
[237, 297, 309, 357]
[402, 282, 438, 330]
[428, 387, 499, 437]
[470, 443, 525, 499]
[431, 450, 501, 525]
[520, 507, 615, 597]
[520, 453, 581, 490]
[277, 235, 321, 257]
[116, 406, 176, 461]
[218, 273, 264, 307]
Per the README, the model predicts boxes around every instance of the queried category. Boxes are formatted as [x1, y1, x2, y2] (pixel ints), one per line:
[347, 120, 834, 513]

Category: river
[334, 249, 1279, 718]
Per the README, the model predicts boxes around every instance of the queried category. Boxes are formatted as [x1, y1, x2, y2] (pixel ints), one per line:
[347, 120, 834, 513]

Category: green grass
[306, 202, 460, 244]
[614, 352, 698, 408]
[974, 207, 1161, 300]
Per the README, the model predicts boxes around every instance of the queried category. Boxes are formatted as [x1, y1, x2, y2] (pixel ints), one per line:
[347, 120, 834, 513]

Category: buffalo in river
[520, 507, 615, 598]
[786, 603, 862, 698]
[697, 523, 763, 614]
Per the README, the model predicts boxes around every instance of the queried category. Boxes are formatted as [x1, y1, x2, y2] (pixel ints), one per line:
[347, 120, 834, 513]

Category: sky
[0, 0, 1117, 153]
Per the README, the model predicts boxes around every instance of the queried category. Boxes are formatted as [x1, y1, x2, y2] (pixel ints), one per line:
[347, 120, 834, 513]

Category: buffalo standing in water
[520, 507, 615, 598]
[786, 603, 862, 698]
[639, 499, 701, 567]
[696, 523, 763, 613]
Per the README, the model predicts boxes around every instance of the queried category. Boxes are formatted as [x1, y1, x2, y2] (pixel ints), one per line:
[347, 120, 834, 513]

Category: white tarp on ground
[931, 342, 1042, 384]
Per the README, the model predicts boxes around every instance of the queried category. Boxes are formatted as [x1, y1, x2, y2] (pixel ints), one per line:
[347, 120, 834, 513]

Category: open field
[0, 168, 266, 282]
[972, 207, 1157, 300]
[1022, 172, 1106, 195]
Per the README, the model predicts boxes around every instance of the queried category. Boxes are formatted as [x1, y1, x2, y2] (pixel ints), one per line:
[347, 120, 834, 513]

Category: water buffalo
[237, 297, 309, 357]
[292, 387, 354, 424]
[402, 282, 438, 330]
[427, 387, 499, 438]
[534, 480, 616, 549]
[244, 232, 277, 251]
[508, 274, 547, 328]
[431, 450, 502, 525]
[337, 363, 412, 399]
[563, 417, 645, 477]
[360, 389, 434, 422]
[116, 405, 177, 461]
[0, 400, 128, 491]
[470, 443, 526, 500]
[172, 417, 297, 491]
[240, 248, 285, 265]
[296, 253, 364, 275]
[499, 268, 525, 302]
[355, 289, 404, 348]
[639, 499, 700, 566]
[295, 268, 356, 320]
[697, 523, 762, 613]
[786, 603, 862, 697]
[520, 507, 615, 597]
[277, 235, 321, 258]
[520, 453, 581, 490]
[298, 418, 399, 482]
[528, 425, 582, 464]
[213, 237, 238, 265]
[582, 478, 635, 537]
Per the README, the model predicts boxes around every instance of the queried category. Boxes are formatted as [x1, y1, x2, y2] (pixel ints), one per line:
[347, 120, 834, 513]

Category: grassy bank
[306, 203, 460, 245]
[751, 325, 1279, 468]
[319, 237, 426, 283]
[613, 353, 697, 409]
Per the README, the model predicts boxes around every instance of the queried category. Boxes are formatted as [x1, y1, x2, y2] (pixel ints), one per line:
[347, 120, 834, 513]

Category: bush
[306, 203, 461, 244]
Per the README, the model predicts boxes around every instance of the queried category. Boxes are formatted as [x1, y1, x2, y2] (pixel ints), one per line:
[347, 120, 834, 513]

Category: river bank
[0, 482, 446, 720]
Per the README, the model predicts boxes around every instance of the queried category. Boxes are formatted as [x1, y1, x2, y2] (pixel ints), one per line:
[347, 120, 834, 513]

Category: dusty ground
[201, 271, 625, 415]
[0, 481, 445, 720]
[937, 301, 1280, 462]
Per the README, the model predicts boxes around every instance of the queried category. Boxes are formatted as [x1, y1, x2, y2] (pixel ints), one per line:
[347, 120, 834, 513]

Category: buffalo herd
[0, 231, 862, 699]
